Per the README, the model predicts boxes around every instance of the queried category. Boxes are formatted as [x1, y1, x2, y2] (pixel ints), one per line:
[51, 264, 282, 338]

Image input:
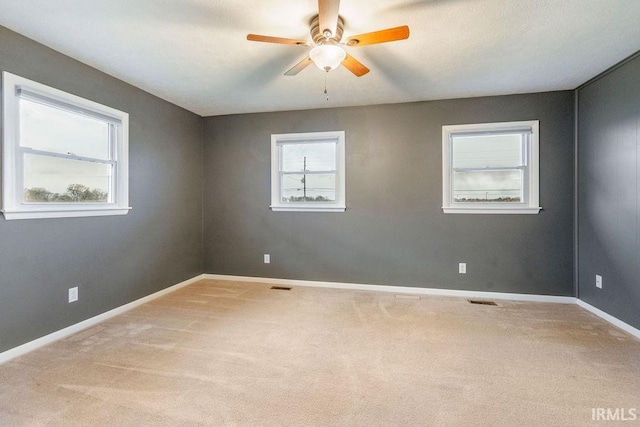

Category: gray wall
[0, 27, 203, 353]
[203, 92, 575, 295]
[0, 22, 590, 356]
[577, 54, 640, 329]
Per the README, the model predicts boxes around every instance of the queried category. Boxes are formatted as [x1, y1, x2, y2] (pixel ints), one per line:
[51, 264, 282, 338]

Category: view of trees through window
[24, 184, 108, 203]
[285, 195, 332, 202]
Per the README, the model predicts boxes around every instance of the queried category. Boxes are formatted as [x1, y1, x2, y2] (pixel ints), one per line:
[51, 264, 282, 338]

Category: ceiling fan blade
[284, 57, 314, 76]
[247, 34, 309, 46]
[318, 0, 340, 38]
[342, 54, 370, 77]
[346, 26, 410, 47]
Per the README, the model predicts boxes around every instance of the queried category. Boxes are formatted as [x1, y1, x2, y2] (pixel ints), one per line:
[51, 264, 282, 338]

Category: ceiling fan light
[309, 45, 346, 72]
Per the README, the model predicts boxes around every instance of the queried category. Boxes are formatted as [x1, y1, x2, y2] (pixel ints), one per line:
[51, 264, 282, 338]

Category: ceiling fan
[247, 0, 410, 77]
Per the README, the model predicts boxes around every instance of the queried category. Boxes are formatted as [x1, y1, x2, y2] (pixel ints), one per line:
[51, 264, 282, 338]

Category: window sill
[442, 206, 541, 215]
[271, 205, 346, 213]
[2, 206, 132, 220]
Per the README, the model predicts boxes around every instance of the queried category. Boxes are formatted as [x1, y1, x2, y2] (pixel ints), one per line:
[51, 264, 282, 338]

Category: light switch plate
[68, 287, 78, 303]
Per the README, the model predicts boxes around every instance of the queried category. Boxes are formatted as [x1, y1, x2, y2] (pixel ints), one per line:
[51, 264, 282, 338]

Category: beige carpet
[1, 279, 639, 426]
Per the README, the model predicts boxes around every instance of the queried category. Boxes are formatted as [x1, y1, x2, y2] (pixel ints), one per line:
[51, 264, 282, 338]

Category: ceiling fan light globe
[309, 45, 346, 72]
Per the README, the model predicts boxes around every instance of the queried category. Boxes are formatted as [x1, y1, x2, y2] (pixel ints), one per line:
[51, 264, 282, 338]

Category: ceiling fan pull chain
[324, 72, 329, 101]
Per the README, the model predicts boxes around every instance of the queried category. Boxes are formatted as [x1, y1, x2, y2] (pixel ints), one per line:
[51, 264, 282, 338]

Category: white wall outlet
[264, 254, 270, 264]
[596, 275, 603, 289]
[459, 263, 467, 274]
[68, 287, 78, 303]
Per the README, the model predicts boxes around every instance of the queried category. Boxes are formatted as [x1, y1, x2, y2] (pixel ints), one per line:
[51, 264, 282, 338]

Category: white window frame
[271, 131, 346, 212]
[2, 72, 130, 220]
[442, 120, 541, 214]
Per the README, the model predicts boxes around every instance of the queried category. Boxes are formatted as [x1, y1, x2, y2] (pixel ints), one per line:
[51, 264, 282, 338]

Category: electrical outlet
[264, 254, 270, 264]
[596, 275, 603, 289]
[68, 287, 78, 303]
[459, 263, 467, 274]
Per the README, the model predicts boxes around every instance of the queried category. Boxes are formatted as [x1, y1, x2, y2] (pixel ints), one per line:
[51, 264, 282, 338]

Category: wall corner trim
[0, 274, 207, 366]
[576, 299, 640, 340]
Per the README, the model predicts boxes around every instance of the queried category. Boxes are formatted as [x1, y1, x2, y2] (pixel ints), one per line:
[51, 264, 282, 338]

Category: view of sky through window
[281, 141, 336, 171]
[452, 133, 525, 202]
[280, 141, 337, 202]
[19, 98, 112, 197]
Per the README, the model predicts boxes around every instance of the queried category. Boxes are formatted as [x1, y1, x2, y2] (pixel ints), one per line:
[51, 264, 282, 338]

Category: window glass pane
[281, 173, 336, 203]
[19, 97, 110, 160]
[453, 170, 522, 202]
[281, 142, 336, 172]
[23, 154, 110, 203]
[452, 133, 523, 168]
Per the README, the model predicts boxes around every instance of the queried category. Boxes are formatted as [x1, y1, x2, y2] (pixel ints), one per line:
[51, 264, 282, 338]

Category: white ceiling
[1, 0, 639, 117]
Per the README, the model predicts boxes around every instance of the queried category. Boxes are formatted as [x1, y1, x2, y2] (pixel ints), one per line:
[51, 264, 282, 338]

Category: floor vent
[271, 286, 292, 291]
[468, 299, 497, 306]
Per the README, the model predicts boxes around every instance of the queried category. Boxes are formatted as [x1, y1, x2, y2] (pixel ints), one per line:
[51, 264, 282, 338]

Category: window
[271, 131, 345, 212]
[442, 120, 540, 214]
[2, 72, 130, 220]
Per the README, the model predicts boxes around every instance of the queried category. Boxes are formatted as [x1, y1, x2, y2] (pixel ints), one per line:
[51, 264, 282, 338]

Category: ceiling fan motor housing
[310, 15, 344, 44]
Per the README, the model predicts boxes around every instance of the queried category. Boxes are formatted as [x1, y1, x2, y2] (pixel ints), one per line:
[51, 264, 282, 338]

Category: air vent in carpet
[468, 299, 497, 306]
[271, 286, 292, 291]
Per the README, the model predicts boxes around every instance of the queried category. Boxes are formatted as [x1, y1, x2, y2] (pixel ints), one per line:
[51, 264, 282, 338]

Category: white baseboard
[3, 273, 638, 365]
[577, 299, 640, 340]
[205, 274, 640, 340]
[202, 274, 577, 304]
[0, 274, 206, 365]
